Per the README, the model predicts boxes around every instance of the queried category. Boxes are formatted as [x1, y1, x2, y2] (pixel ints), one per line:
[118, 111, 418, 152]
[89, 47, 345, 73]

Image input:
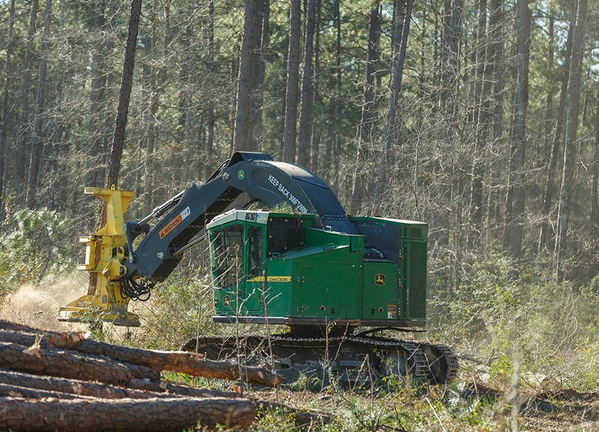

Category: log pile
[0, 319, 281, 431]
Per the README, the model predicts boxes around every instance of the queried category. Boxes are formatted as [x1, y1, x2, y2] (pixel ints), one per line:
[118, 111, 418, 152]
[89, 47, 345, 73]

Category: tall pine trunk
[504, 0, 530, 264]
[429, 0, 462, 251]
[467, 0, 488, 248]
[282, 0, 301, 163]
[17, 0, 39, 202]
[297, 0, 317, 168]
[538, 24, 572, 253]
[591, 86, 599, 279]
[26, 0, 52, 209]
[351, 4, 380, 215]
[233, 0, 263, 152]
[484, 0, 505, 239]
[372, 0, 412, 215]
[105, 0, 142, 189]
[206, 0, 216, 178]
[554, 0, 587, 282]
[0, 0, 16, 221]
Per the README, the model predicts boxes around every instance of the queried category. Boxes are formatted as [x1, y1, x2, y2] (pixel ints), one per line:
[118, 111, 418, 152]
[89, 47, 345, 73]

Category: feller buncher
[59, 152, 457, 385]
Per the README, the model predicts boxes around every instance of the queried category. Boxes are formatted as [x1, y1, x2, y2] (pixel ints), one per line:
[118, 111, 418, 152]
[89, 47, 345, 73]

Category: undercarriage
[182, 329, 458, 387]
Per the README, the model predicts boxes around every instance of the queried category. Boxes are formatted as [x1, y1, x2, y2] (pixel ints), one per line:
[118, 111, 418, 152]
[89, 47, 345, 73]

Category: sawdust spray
[0, 272, 88, 331]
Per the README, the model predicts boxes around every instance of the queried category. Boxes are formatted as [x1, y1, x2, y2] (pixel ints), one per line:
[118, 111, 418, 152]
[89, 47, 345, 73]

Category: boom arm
[59, 152, 354, 326]
[125, 151, 355, 283]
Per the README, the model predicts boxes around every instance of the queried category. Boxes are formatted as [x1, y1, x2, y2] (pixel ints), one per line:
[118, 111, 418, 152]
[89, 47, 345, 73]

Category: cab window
[212, 225, 243, 288]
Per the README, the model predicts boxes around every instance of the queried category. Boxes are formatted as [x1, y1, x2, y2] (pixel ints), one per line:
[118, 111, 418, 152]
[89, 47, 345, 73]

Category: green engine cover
[208, 209, 427, 329]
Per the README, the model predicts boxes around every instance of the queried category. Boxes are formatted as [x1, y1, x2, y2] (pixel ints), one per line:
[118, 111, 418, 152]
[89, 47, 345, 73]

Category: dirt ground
[253, 383, 599, 431]
[517, 387, 599, 431]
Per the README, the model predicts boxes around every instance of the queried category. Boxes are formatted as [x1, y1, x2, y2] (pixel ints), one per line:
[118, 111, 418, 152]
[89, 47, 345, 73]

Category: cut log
[0, 320, 43, 333]
[0, 396, 256, 431]
[0, 368, 236, 400]
[0, 321, 281, 387]
[0, 382, 85, 400]
[0, 368, 139, 399]
[129, 377, 241, 399]
[0, 330, 161, 381]
[45, 333, 281, 387]
[0, 341, 132, 386]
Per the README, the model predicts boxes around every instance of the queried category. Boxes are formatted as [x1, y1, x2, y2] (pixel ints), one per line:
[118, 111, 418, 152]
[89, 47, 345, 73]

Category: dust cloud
[0, 273, 89, 331]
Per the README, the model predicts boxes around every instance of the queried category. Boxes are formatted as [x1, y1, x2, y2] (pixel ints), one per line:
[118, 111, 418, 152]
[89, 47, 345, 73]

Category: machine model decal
[247, 275, 292, 283]
[159, 206, 191, 239]
[268, 174, 309, 213]
[375, 273, 386, 286]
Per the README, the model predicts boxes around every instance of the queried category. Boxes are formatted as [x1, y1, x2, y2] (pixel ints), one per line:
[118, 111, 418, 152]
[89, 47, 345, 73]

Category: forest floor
[1, 281, 597, 431]
[248, 380, 599, 431]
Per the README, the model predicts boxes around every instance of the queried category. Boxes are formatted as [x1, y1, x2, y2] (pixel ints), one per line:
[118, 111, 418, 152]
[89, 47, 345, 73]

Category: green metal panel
[270, 243, 362, 320]
[350, 215, 428, 323]
[297, 260, 349, 318]
[397, 223, 428, 320]
[249, 257, 294, 317]
[403, 239, 427, 319]
[361, 261, 399, 320]
[295, 229, 363, 319]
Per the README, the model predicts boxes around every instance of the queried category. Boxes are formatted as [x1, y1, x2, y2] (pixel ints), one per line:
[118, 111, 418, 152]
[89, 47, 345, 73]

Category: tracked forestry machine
[59, 152, 457, 385]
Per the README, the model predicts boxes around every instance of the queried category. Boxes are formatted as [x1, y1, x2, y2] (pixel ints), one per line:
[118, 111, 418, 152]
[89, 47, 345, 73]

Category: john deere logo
[238, 170, 245, 180]
[375, 273, 386, 286]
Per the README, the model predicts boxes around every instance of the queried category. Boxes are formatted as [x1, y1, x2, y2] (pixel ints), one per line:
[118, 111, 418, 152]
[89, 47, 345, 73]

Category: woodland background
[0, 1, 598, 429]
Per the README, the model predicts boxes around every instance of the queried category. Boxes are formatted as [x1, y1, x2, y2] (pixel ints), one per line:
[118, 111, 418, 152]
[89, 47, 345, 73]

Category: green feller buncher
[59, 152, 458, 386]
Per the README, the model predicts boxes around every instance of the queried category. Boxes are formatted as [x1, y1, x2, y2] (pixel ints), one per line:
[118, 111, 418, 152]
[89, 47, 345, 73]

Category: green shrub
[0, 208, 77, 297]
[429, 252, 599, 390]
[134, 272, 217, 350]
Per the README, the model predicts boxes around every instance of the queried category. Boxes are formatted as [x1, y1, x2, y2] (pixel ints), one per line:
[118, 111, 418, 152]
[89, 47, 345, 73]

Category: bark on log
[0, 330, 160, 381]
[0, 319, 43, 333]
[0, 396, 256, 431]
[0, 368, 139, 399]
[47, 333, 281, 387]
[0, 368, 236, 400]
[0, 321, 281, 387]
[0, 341, 133, 386]
[129, 377, 240, 399]
[0, 382, 84, 400]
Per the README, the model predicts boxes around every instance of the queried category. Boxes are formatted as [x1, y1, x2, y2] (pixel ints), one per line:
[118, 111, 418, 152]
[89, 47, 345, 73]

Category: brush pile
[0, 320, 281, 431]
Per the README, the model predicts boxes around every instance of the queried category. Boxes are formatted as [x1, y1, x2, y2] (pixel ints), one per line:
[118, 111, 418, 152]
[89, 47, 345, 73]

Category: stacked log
[0, 319, 279, 431]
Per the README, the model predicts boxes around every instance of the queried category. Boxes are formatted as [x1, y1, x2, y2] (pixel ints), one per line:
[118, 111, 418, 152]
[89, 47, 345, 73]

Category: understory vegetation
[1, 208, 597, 431]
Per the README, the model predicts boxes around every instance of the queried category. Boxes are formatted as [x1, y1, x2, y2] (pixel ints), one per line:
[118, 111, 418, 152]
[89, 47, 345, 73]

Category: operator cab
[207, 209, 428, 330]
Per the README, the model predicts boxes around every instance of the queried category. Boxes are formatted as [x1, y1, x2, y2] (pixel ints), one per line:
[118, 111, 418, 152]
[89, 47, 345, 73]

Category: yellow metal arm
[58, 187, 141, 327]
